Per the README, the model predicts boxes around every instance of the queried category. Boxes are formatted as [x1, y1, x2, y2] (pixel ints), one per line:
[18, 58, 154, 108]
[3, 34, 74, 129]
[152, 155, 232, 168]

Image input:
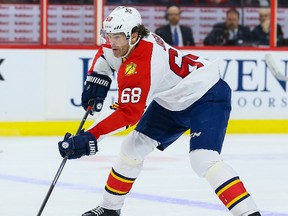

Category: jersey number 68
[121, 87, 142, 103]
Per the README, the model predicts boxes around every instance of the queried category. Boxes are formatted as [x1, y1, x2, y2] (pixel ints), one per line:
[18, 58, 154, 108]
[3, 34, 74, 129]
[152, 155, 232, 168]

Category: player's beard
[112, 44, 129, 58]
[111, 39, 130, 58]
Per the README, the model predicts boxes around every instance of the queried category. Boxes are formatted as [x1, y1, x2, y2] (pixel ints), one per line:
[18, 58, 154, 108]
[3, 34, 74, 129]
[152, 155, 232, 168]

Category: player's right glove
[81, 73, 112, 114]
[58, 130, 98, 159]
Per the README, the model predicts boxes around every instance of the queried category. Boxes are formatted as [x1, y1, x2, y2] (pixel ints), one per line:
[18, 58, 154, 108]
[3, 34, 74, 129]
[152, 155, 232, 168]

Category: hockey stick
[265, 53, 288, 81]
[36, 100, 94, 216]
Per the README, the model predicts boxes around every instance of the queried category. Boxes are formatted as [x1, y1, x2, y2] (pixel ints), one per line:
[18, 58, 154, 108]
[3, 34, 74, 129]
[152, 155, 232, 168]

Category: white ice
[0, 134, 288, 216]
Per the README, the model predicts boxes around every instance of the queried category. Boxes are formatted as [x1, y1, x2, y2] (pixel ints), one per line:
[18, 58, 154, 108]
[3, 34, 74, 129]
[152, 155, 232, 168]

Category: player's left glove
[81, 73, 112, 114]
[58, 130, 98, 159]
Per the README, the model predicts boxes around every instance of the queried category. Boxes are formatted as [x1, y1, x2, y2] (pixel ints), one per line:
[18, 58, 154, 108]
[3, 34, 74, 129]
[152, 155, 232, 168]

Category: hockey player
[58, 6, 261, 216]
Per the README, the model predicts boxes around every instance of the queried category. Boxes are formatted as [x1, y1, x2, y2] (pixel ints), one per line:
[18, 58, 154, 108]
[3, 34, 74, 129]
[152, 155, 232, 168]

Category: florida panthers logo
[125, 62, 137, 76]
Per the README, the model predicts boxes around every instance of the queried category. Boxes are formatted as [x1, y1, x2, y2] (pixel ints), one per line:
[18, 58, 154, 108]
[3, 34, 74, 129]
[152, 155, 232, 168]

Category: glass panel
[48, 0, 94, 45]
[0, 0, 40, 44]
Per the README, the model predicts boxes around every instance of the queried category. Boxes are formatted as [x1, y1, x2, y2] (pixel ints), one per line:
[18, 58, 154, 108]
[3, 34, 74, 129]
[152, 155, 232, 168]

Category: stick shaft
[36, 157, 68, 216]
[36, 104, 93, 216]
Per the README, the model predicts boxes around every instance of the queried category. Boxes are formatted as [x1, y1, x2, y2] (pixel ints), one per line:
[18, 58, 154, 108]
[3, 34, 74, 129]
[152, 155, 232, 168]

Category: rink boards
[0, 48, 288, 135]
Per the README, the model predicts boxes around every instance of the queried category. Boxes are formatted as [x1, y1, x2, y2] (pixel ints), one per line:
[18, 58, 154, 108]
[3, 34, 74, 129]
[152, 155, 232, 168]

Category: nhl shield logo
[125, 62, 137, 76]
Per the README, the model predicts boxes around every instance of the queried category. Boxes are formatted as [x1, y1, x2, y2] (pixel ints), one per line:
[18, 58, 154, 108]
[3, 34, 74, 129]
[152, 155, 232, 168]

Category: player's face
[107, 33, 129, 58]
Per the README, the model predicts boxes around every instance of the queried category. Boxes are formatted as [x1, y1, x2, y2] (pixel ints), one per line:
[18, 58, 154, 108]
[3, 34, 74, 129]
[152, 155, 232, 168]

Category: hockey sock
[206, 161, 259, 216]
[99, 155, 143, 210]
[105, 168, 136, 196]
[215, 176, 250, 211]
[99, 131, 158, 210]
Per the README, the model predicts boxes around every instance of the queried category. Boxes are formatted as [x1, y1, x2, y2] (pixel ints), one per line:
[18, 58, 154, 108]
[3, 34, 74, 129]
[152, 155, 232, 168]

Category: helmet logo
[105, 16, 113, 22]
[125, 8, 132, 14]
[114, 25, 123, 30]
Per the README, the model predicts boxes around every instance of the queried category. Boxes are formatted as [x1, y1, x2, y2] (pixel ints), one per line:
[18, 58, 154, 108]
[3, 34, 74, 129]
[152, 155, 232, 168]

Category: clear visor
[100, 29, 129, 46]
[100, 29, 109, 45]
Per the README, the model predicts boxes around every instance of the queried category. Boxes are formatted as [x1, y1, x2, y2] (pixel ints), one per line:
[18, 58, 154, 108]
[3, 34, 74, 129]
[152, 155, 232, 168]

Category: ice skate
[82, 206, 120, 216]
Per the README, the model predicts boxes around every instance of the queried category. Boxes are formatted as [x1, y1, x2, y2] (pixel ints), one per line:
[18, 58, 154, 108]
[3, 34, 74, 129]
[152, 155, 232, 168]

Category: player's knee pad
[120, 130, 159, 165]
[190, 149, 223, 177]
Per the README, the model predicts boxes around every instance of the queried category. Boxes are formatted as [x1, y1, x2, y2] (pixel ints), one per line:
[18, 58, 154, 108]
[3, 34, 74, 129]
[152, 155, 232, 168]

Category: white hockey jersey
[88, 32, 220, 139]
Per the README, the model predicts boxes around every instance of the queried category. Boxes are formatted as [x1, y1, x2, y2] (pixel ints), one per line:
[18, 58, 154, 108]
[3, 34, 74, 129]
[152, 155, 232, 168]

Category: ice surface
[0, 134, 287, 216]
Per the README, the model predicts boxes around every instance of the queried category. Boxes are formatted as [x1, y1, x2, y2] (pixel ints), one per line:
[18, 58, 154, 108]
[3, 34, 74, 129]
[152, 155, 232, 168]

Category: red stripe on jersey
[89, 108, 143, 139]
[88, 40, 153, 139]
[102, 44, 112, 49]
[88, 46, 104, 74]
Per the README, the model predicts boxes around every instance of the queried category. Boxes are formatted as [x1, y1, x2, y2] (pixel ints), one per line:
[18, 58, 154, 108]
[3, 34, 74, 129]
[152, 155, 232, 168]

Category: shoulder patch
[125, 62, 137, 76]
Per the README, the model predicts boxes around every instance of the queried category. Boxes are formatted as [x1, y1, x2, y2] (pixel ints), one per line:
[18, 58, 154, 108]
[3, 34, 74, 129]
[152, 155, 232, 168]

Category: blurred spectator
[251, 7, 284, 46]
[155, 4, 195, 46]
[203, 8, 252, 46]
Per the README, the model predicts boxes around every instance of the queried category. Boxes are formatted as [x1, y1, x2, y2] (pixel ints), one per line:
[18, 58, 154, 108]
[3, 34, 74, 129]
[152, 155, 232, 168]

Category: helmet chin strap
[119, 36, 141, 59]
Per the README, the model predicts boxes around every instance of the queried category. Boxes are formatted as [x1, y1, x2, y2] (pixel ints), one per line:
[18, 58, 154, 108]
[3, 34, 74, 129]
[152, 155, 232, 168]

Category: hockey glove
[58, 130, 98, 159]
[81, 73, 112, 114]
